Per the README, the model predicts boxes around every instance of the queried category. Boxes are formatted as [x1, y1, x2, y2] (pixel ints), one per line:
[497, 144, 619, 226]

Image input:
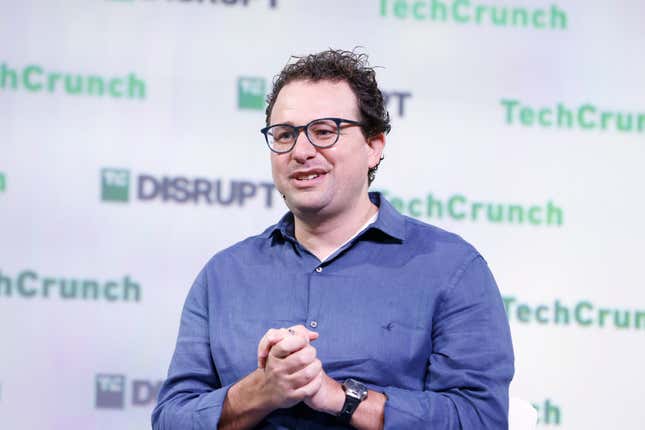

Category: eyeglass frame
[260, 117, 366, 154]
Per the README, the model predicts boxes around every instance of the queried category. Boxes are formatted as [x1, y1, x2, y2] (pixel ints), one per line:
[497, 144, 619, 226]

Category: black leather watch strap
[337, 395, 361, 424]
[337, 379, 368, 424]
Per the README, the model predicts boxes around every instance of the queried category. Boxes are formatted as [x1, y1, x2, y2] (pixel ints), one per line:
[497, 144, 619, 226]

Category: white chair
[509, 397, 538, 430]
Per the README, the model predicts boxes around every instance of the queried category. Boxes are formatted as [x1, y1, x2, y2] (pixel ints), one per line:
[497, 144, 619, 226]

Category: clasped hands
[255, 325, 344, 415]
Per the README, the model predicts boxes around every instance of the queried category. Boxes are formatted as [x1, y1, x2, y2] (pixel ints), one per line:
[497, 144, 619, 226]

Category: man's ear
[366, 132, 386, 169]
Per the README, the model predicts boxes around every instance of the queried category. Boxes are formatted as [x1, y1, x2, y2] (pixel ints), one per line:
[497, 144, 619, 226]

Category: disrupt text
[136, 175, 276, 207]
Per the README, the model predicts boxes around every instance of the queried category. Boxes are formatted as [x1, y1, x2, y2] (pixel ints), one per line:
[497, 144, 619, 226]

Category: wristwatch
[337, 378, 368, 424]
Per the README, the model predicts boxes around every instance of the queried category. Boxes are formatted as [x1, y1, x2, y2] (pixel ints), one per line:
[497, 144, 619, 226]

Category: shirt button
[315, 267, 323, 273]
[309, 320, 318, 328]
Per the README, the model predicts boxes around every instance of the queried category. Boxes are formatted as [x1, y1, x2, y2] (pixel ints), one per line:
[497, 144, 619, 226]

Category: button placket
[309, 265, 324, 330]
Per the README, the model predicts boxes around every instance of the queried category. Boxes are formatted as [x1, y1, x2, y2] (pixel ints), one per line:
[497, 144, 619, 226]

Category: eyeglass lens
[267, 119, 339, 152]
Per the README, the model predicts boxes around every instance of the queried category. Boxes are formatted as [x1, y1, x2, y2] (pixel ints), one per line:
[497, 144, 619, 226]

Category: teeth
[297, 174, 319, 180]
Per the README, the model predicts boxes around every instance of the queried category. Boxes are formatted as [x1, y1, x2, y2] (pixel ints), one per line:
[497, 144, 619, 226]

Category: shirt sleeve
[151, 269, 232, 430]
[381, 255, 515, 429]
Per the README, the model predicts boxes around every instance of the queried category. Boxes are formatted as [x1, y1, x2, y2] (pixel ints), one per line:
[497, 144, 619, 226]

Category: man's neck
[293, 196, 378, 262]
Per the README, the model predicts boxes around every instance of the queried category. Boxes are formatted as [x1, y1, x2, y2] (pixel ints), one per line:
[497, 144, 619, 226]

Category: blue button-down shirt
[152, 193, 514, 429]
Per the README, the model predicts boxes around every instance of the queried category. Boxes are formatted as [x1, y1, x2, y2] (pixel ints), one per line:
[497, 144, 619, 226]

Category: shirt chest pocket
[315, 283, 432, 387]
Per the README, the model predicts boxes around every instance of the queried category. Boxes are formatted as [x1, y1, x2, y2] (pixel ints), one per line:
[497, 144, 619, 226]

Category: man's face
[269, 79, 384, 219]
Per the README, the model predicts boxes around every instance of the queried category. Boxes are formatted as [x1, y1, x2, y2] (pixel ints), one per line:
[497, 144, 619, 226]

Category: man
[152, 49, 514, 429]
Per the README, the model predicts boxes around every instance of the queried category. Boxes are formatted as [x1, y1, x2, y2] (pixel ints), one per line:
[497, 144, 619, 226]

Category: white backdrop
[1, 1, 644, 428]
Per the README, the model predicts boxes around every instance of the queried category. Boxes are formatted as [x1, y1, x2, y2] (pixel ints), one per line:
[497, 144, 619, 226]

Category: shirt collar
[263, 192, 406, 243]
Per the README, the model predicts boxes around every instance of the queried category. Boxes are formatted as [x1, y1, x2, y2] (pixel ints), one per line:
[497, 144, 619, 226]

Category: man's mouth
[295, 173, 321, 181]
[291, 170, 327, 182]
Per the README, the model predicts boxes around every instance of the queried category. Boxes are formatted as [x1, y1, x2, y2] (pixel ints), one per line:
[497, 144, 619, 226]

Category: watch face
[344, 379, 368, 400]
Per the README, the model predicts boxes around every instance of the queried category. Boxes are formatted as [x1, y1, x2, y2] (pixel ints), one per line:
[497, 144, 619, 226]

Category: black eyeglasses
[260, 117, 365, 154]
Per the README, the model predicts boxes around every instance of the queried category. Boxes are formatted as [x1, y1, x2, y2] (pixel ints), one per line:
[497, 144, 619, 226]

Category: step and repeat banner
[1, 1, 644, 428]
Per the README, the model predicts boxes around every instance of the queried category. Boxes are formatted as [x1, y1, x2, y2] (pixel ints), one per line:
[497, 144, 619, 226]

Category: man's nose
[291, 129, 316, 161]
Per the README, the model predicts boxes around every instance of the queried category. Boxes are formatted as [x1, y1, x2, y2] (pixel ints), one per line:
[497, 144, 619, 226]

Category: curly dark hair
[265, 49, 391, 185]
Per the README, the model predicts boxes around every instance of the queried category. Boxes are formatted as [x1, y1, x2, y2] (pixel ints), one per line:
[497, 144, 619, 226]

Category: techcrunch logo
[238, 76, 412, 117]
[533, 398, 562, 426]
[238, 76, 266, 110]
[380, 0, 567, 30]
[0, 63, 146, 100]
[380, 190, 563, 227]
[0, 269, 141, 303]
[504, 296, 645, 331]
[101, 168, 276, 207]
[95, 374, 162, 409]
[502, 99, 645, 134]
[107, 0, 278, 8]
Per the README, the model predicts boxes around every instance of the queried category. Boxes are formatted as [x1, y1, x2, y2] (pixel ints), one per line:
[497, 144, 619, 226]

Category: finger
[257, 329, 274, 368]
[270, 335, 313, 359]
[295, 371, 324, 398]
[288, 358, 322, 388]
[288, 324, 319, 343]
[258, 328, 289, 368]
[259, 326, 319, 368]
[280, 344, 317, 373]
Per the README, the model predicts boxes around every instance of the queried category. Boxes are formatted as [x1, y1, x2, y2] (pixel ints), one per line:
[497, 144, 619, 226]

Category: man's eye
[275, 131, 294, 142]
[312, 128, 335, 137]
